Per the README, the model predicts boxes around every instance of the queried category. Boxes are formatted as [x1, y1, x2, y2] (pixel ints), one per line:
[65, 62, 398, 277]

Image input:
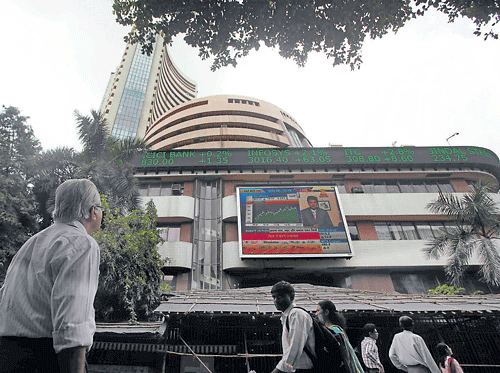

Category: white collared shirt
[0, 220, 100, 353]
[277, 304, 315, 372]
[389, 330, 440, 373]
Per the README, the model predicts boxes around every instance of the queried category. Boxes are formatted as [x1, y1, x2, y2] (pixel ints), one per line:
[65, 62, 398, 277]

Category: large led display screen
[237, 186, 352, 258]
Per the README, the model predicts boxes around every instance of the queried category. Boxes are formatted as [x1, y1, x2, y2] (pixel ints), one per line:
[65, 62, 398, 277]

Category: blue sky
[2, 0, 499, 157]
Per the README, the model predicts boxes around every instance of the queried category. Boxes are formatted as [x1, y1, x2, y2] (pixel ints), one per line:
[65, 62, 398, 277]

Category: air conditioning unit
[171, 184, 182, 195]
[351, 186, 364, 194]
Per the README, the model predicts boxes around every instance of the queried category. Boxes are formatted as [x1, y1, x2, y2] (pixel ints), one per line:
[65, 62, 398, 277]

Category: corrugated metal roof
[95, 322, 163, 334]
[155, 284, 500, 315]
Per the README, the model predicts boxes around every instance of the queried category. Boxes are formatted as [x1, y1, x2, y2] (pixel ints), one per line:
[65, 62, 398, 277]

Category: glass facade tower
[100, 38, 197, 141]
[111, 45, 155, 139]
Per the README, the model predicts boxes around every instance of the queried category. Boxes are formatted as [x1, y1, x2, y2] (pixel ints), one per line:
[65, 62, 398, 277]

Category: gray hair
[53, 179, 100, 222]
[399, 315, 413, 330]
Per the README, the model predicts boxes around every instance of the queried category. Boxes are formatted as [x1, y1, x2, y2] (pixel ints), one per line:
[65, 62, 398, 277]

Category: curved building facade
[144, 95, 311, 150]
[143, 95, 312, 150]
[149, 48, 197, 125]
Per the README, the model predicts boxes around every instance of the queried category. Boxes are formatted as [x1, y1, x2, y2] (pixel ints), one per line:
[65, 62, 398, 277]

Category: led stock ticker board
[236, 186, 352, 258]
[135, 146, 500, 172]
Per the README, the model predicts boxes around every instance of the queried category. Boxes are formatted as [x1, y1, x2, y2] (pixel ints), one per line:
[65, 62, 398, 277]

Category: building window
[387, 222, 406, 240]
[438, 182, 454, 193]
[348, 222, 359, 241]
[401, 222, 419, 240]
[415, 223, 434, 240]
[157, 226, 181, 242]
[374, 222, 392, 240]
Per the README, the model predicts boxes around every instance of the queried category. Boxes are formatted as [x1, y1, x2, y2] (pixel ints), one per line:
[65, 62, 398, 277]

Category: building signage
[236, 186, 352, 258]
[134, 146, 500, 174]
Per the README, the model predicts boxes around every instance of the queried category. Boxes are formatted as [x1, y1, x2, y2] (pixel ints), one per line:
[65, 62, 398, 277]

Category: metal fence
[90, 312, 500, 373]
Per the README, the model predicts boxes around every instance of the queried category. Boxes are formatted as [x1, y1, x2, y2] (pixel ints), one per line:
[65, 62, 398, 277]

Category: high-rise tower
[100, 36, 198, 140]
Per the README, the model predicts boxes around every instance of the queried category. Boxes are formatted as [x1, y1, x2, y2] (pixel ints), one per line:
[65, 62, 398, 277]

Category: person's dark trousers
[0, 337, 61, 373]
[296, 369, 315, 373]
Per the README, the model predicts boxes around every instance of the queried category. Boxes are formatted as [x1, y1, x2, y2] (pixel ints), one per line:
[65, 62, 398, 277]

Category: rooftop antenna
[446, 132, 459, 146]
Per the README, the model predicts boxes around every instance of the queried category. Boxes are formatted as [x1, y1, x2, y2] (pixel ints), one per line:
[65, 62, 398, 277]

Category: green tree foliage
[426, 284, 465, 295]
[30, 110, 148, 227]
[0, 106, 41, 280]
[424, 181, 500, 287]
[32, 147, 80, 229]
[112, 0, 499, 71]
[93, 198, 167, 322]
[75, 109, 149, 214]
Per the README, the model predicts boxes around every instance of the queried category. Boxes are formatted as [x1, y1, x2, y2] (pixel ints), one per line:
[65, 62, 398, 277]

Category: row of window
[157, 221, 458, 243]
[228, 98, 260, 106]
[359, 180, 454, 194]
[374, 221, 456, 241]
[305, 180, 455, 194]
[337, 221, 458, 241]
[157, 221, 457, 243]
[139, 182, 184, 196]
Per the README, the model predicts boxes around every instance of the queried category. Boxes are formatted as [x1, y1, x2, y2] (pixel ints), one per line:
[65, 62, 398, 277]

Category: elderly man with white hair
[0, 179, 103, 373]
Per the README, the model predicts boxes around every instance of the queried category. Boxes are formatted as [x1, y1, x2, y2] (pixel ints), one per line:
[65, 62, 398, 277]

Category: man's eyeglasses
[93, 205, 105, 226]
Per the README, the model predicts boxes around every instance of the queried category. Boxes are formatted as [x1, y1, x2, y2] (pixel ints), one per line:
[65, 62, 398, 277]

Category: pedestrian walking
[271, 281, 315, 373]
[361, 323, 384, 373]
[389, 316, 440, 373]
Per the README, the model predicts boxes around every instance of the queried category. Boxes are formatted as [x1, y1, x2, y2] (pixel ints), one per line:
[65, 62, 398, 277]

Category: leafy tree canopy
[93, 198, 168, 322]
[0, 106, 41, 177]
[113, 0, 499, 71]
[424, 181, 500, 288]
[30, 110, 148, 230]
[32, 147, 80, 230]
[0, 106, 41, 281]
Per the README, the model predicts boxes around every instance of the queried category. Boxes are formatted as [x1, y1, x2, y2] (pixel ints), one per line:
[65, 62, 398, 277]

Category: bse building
[101, 41, 500, 294]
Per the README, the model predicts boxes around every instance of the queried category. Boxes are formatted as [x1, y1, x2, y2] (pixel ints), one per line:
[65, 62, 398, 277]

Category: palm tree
[424, 181, 500, 287]
[74, 109, 149, 214]
[32, 147, 80, 229]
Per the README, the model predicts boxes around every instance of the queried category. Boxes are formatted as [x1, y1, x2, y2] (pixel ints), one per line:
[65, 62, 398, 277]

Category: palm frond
[476, 238, 500, 286]
[427, 192, 464, 217]
[444, 236, 475, 287]
[423, 234, 448, 260]
[74, 109, 109, 160]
